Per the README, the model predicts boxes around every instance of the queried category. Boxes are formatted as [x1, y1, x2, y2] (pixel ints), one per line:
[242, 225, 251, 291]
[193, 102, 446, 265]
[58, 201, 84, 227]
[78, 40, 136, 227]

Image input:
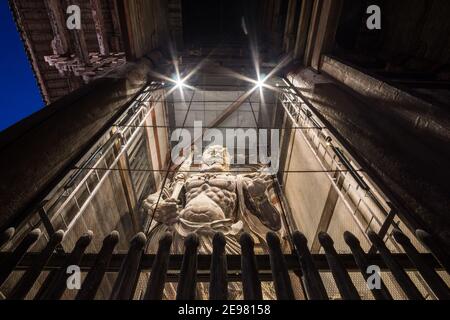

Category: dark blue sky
[0, 1, 43, 132]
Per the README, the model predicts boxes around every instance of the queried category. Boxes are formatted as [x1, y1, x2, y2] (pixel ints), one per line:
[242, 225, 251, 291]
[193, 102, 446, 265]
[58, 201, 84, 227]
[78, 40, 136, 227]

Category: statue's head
[201, 145, 230, 172]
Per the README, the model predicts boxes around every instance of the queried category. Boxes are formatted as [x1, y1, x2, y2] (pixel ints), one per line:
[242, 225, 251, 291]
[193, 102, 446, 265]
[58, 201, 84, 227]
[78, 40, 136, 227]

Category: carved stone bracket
[44, 52, 127, 83]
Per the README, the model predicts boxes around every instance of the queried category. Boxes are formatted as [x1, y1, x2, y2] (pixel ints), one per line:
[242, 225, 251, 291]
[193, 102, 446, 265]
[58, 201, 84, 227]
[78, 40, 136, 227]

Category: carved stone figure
[144, 145, 284, 252]
[143, 145, 286, 299]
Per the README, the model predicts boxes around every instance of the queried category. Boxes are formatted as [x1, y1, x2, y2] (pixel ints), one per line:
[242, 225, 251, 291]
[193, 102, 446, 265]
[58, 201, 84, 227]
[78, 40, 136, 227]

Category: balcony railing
[0, 226, 448, 300]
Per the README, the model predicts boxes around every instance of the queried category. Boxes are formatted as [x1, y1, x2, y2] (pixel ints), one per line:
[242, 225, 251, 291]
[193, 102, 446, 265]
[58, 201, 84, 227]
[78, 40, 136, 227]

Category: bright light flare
[174, 76, 186, 89]
[253, 73, 268, 91]
[255, 79, 265, 89]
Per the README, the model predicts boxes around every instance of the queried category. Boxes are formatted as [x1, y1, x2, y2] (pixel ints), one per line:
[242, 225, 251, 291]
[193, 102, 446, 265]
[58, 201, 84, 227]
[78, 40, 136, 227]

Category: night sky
[0, 1, 43, 132]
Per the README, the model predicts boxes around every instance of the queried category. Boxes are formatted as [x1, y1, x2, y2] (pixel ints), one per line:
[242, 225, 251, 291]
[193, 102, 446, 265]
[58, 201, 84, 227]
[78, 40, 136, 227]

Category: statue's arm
[143, 184, 181, 226]
[143, 155, 192, 225]
[243, 177, 282, 231]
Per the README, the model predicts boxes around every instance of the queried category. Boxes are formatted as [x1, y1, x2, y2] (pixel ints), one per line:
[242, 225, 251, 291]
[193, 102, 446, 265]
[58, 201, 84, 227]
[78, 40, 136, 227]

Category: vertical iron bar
[0, 229, 41, 287]
[76, 231, 120, 300]
[209, 232, 228, 300]
[176, 233, 199, 300]
[33, 270, 57, 300]
[0, 227, 15, 250]
[239, 233, 262, 300]
[393, 230, 450, 300]
[368, 231, 424, 300]
[318, 232, 361, 300]
[110, 232, 147, 300]
[8, 230, 65, 300]
[344, 231, 393, 300]
[416, 229, 450, 274]
[292, 231, 328, 300]
[267, 232, 295, 300]
[39, 231, 93, 300]
[143, 233, 172, 300]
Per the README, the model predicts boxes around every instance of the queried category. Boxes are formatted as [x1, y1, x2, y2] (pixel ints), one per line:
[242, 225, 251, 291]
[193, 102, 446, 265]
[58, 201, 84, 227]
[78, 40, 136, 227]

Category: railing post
[344, 231, 392, 300]
[76, 231, 120, 300]
[292, 231, 328, 300]
[176, 233, 199, 300]
[209, 232, 228, 300]
[416, 229, 450, 274]
[143, 233, 172, 300]
[393, 230, 450, 300]
[0, 227, 15, 250]
[110, 232, 147, 300]
[368, 231, 424, 300]
[318, 232, 361, 300]
[267, 232, 295, 300]
[239, 233, 262, 300]
[0, 229, 41, 287]
[8, 230, 65, 300]
[39, 231, 93, 300]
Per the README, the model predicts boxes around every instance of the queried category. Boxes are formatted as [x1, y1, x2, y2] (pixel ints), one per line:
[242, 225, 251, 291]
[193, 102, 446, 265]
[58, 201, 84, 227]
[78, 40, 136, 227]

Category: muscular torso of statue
[181, 173, 237, 223]
[144, 145, 282, 232]
[144, 145, 284, 300]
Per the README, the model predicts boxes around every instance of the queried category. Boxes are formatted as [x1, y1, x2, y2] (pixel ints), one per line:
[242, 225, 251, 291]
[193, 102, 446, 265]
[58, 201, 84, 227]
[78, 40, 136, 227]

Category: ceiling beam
[44, 0, 71, 55]
[90, 0, 110, 55]
[283, 0, 299, 52]
[293, 0, 314, 60]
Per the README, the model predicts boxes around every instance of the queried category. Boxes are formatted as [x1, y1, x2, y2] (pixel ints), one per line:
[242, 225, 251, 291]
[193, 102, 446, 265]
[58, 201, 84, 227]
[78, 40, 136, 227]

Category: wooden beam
[2, 253, 442, 273]
[44, 0, 71, 55]
[293, 0, 314, 60]
[9, 0, 51, 103]
[303, 0, 324, 67]
[108, 0, 123, 52]
[189, 89, 256, 149]
[368, 208, 397, 255]
[116, 0, 168, 60]
[113, 137, 139, 233]
[90, 0, 110, 55]
[311, 171, 345, 253]
[208, 91, 255, 129]
[168, 0, 183, 50]
[283, 0, 299, 52]
[270, 0, 283, 56]
[309, 0, 343, 70]
[70, 0, 90, 64]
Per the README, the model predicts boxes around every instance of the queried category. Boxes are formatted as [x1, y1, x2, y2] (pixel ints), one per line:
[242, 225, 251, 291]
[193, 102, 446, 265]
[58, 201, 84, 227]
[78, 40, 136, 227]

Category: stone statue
[143, 145, 286, 299]
[144, 145, 284, 255]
